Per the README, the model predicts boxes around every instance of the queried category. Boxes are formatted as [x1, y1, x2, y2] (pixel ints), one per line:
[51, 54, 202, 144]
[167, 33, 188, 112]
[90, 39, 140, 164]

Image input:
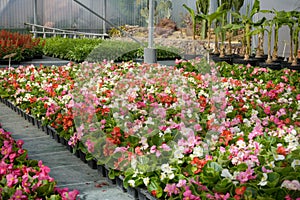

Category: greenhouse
[0, 0, 300, 200]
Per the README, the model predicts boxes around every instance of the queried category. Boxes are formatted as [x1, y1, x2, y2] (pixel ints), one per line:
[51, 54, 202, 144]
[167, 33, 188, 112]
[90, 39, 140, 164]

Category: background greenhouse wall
[0, 0, 257, 33]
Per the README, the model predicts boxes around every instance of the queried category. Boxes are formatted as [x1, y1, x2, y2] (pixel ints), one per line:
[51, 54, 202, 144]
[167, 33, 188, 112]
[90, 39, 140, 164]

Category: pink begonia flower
[6, 174, 18, 187]
[85, 139, 95, 153]
[176, 179, 187, 188]
[16, 139, 24, 148]
[183, 187, 200, 200]
[211, 192, 230, 200]
[0, 161, 8, 175]
[262, 166, 273, 173]
[175, 59, 183, 64]
[194, 124, 202, 131]
[296, 94, 300, 100]
[11, 189, 27, 200]
[62, 189, 80, 200]
[161, 143, 171, 151]
[164, 183, 179, 197]
[281, 180, 300, 191]
[236, 167, 256, 183]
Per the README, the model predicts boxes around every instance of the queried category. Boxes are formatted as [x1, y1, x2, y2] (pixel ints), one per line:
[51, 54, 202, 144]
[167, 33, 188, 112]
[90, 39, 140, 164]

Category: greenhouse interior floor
[0, 103, 134, 200]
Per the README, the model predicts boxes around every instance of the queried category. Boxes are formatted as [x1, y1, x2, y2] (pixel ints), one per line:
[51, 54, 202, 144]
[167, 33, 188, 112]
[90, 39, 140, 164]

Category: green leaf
[108, 169, 116, 180]
[147, 178, 163, 198]
[36, 182, 55, 197]
[213, 178, 233, 193]
[236, 163, 248, 171]
[266, 172, 280, 188]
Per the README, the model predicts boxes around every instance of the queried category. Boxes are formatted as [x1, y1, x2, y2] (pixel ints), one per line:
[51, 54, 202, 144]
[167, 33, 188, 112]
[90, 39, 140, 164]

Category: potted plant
[196, 0, 210, 40]
[196, 4, 226, 53]
[183, 4, 198, 40]
[260, 9, 288, 62]
[255, 18, 282, 69]
[291, 13, 300, 67]
[231, 0, 265, 61]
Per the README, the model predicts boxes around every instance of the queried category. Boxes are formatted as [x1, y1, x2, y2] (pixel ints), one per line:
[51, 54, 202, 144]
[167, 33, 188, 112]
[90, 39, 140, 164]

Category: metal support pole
[144, 0, 157, 64]
[33, 0, 38, 38]
[102, 0, 106, 38]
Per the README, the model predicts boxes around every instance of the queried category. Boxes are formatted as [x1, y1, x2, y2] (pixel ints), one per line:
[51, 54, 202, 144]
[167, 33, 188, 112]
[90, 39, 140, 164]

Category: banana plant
[232, 0, 245, 36]
[196, 0, 210, 39]
[286, 11, 296, 63]
[214, 0, 233, 56]
[261, 9, 289, 61]
[292, 13, 300, 66]
[183, 4, 197, 40]
[255, 19, 273, 64]
[221, 23, 244, 56]
[231, 0, 265, 60]
[197, 4, 226, 52]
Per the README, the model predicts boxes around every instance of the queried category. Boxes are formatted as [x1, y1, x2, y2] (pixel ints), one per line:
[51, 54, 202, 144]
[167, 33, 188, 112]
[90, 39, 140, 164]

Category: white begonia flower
[267, 161, 275, 168]
[145, 117, 154, 125]
[225, 106, 234, 113]
[164, 86, 171, 94]
[258, 173, 268, 186]
[291, 160, 300, 169]
[192, 146, 204, 158]
[161, 163, 173, 174]
[236, 140, 246, 149]
[168, 173, 175, 180]
[174, 146, 184, 159]
[143, 177, 150, 186]
[243, 118, 251, 127]
[128, 180, 135, 187]
[160, 172, 167, 181]
[221, 169, 233, 180]
[274, 154, 285, 161]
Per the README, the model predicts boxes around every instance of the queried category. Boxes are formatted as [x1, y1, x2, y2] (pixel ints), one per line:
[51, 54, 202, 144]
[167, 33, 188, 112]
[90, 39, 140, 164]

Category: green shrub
[42, 37, 102, 62]
[43, 37, 181, 63]
[86, 40, 181, 62]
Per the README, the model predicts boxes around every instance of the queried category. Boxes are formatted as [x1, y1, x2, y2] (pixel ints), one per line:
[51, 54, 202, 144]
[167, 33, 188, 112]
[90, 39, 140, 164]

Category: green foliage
[86, 40, 181, 62]
[42, 37, 102, 62]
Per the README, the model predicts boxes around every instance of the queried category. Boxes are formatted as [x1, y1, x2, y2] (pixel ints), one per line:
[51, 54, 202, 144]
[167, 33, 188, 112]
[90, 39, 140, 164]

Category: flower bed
[0, 60, 299, 199]
[0, 30, 44, 62]
[0, 125, 79, 199]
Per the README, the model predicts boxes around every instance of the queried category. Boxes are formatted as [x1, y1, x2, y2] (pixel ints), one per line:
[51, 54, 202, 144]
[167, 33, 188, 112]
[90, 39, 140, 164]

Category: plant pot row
[211, 54, 300, 71]
[0, 97, 158, 200]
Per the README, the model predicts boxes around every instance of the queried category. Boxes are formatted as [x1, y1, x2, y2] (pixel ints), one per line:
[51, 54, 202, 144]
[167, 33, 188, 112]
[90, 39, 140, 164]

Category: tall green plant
[231, 0, 265, 60]
[292, 13, 300, 66]
[183, 4, 197, 40]
[196, 0, 210, 39]
[261, 9, 289, 61]
[285, 11, 299, 63]
[250, 20, 272, 63]
[215, 0, 233, 56]
[197, 4, 226, 51]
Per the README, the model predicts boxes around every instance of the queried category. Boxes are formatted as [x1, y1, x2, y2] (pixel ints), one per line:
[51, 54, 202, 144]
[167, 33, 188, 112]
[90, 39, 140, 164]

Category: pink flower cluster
[0, 128, 79, 199]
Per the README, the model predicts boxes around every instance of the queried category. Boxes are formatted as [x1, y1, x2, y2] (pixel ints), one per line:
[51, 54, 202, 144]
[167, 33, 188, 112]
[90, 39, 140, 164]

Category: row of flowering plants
[0, 59, 299, 199]
[0, 125, 79, 199]
[0, 30, 45, 62]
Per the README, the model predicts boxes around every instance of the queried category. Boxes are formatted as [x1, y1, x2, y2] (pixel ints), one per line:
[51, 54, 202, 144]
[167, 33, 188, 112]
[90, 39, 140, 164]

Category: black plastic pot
[288, 64, 300, 72]
[87, 158, 98, 169]
[97, 165, 107, 177]
[212, 55, 233, 65]
[259, 62, 282, 70]
[233, 57, 259, 67]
